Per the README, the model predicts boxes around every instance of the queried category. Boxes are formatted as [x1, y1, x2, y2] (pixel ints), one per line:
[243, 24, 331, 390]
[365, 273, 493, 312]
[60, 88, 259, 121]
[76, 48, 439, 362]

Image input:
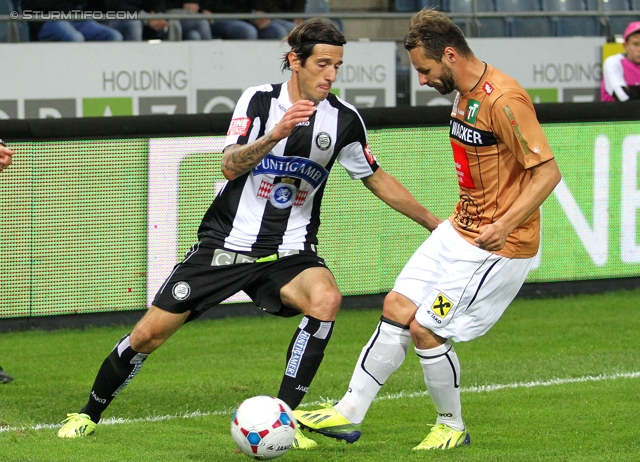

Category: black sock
[81, 334, 148, 423]
[277, 315, 334, 410]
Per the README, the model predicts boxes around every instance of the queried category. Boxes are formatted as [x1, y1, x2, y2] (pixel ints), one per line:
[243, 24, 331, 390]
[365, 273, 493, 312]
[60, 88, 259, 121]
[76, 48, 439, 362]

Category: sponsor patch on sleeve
[363, 144, 377, 165]
[503, 106, 530, 155]
[227, 117, 251, 137]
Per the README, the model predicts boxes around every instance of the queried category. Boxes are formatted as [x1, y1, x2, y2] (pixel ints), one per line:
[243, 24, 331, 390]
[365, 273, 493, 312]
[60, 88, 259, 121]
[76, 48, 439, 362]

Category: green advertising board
[0, 140, 148, 318]
[537, 122, 640, 281]
[1, 121, 638, 319]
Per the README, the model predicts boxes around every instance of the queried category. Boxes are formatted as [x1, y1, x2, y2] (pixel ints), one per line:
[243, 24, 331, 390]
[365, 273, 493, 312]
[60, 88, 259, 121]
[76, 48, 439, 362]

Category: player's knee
[409, 319, 424, 339]
[382, 291, 417, 325]
[307, 287, 341, 320]
[129, 325, 165, 353]
[410, 319, 445, 349]
[321, 287, 342, 315]
[383, 291, 404, 310]
[326, 287, 342, 309]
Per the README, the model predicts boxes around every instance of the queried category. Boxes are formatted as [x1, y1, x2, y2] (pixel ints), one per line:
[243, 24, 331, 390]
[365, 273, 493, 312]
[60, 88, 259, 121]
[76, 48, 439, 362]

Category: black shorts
[152, 244, 329, 321]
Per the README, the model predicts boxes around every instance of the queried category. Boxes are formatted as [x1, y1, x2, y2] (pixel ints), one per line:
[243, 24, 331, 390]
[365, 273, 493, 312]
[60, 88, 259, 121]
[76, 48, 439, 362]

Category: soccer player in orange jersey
[295, 8, 562, 451]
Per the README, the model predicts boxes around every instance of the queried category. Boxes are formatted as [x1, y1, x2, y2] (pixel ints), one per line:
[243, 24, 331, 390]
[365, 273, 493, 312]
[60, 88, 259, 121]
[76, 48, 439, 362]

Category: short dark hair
[281, 18, 346, 71]
[403, 9, 473, 61]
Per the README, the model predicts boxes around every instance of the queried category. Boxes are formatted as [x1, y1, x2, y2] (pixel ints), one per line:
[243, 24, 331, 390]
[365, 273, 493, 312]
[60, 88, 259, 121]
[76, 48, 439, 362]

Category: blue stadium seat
[543, 0, 601, 35]
[0, 0, 13, 42]
[450, 0, 506, 36]
[395, 0, 449, 11]
[12, 0, 28, 41]
[496, 0, 553, 36]
[629, 0, 640, 25]
[586, 0, 631, 36]
[0, 0, 28, 42]
[477, 17, 508, 36]
[585, 0, 629, 9]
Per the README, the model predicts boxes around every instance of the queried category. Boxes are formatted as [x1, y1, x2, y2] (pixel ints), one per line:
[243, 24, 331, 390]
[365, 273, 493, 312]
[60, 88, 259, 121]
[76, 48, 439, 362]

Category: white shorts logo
[172, 281, 191, 300]
[431, 293, 453, 318]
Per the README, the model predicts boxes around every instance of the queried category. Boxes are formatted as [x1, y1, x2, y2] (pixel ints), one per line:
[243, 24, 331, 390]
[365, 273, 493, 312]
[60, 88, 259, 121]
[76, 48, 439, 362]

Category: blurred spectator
[303, 0, 343, 32]
[22, 1, 124, 41]
[92, 0, 162, 42]
[101, 0, 178, 41]
[201, 1, 258, 39]
[252, 0, 304, 38]
[165, 1, 212, 40]
[601, 21, 640, 101]
[201, 0, 292, 39]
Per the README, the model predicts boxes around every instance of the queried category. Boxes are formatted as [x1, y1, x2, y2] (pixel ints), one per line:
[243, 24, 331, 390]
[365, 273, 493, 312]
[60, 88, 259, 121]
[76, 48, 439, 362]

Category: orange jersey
[448, 64, 554, 258]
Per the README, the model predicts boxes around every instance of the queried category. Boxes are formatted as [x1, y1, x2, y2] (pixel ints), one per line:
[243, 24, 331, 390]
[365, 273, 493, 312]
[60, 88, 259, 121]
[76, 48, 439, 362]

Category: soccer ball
[230, 396, 297, 460]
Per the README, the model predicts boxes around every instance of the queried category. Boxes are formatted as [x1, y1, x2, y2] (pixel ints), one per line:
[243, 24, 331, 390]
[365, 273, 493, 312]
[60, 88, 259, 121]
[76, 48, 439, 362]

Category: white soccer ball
[230, 396, 297, 460]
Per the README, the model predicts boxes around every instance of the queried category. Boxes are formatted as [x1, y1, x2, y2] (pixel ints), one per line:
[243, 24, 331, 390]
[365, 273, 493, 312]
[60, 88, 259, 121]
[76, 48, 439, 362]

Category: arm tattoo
[223, 132, 277, 178]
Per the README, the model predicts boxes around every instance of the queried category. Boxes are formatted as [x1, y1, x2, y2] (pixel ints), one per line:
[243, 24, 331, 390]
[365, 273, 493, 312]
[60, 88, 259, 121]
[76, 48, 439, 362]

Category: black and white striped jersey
[197, 81, 379, 255]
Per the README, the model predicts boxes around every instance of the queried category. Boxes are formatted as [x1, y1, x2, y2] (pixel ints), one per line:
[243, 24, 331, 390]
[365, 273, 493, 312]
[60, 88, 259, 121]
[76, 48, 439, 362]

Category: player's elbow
[551, 168, 562, 187]
[221, 166, 237, 181]
[538, 159, 562, 190]
[548, 162, 562, 188]
[221, 154, 240, 181]
[361, 168, 386, 193]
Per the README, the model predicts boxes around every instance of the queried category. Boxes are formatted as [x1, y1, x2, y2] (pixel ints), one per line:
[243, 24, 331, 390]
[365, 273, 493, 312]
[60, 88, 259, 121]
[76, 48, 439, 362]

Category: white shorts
[393, 220, 534, 342]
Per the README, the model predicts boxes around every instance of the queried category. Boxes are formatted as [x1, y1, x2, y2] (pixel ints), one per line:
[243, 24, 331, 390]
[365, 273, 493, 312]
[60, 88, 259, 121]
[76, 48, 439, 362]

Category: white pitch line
[0, 408, 236, 434]
[1, 371, 638, 434]
[371, 370, 640, 402]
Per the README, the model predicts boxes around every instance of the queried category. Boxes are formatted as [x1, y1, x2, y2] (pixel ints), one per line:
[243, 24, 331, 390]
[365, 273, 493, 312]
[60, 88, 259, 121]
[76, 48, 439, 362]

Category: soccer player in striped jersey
[295, 9, 562, 451]
[57, 18, 441, 447]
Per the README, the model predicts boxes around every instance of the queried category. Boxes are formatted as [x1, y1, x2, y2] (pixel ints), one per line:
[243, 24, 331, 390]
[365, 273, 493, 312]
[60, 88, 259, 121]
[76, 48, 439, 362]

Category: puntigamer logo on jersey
[254, 153, 329, 188]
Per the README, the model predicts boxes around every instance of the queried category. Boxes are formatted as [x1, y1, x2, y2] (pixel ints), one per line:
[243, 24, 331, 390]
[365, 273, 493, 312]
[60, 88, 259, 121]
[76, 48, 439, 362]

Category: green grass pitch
[1, 289, 639, 461]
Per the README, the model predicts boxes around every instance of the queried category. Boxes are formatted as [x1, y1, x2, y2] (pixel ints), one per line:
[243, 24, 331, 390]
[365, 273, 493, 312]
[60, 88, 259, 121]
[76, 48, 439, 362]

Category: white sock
[335, 318, 411, 424]
[415, 341, 464, 431]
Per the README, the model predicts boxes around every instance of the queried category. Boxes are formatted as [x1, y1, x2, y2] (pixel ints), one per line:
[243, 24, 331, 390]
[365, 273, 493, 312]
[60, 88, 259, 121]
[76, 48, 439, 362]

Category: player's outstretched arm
[221, 100, 316, 180]
[361, 167, 442, 232]
[474, 158, 562, 252]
